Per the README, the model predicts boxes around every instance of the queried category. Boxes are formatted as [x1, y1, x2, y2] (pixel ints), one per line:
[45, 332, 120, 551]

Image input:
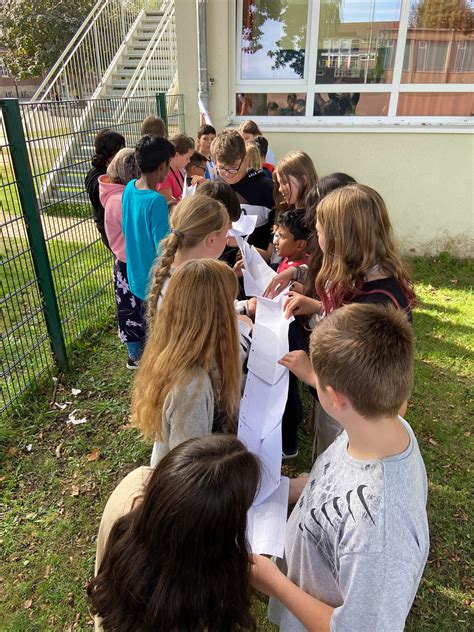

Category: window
[0, 57, 9, 78]
[235, 0, 474, 124]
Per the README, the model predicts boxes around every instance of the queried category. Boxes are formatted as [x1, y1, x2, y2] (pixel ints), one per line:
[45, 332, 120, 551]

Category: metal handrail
[30, 0, 164, 103]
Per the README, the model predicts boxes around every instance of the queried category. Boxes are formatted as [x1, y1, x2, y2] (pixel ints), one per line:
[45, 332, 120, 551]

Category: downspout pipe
[196, 0, 208, 110]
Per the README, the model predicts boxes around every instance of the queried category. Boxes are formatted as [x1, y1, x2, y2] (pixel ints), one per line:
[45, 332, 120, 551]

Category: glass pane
[236, 92, 307, 115]
[240, 0, 309, 80]
[397, 93, 474, 116]
[403, 0, 474, 83]
[316, 0, 402, 84]
[313, 92, 390, 115]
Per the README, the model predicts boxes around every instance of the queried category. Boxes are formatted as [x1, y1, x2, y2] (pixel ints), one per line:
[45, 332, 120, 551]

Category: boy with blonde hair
[252, 303, 429, 632]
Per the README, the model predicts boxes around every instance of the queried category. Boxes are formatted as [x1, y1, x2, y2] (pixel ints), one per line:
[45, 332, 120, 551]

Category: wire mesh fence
[0, 93, 185, 414]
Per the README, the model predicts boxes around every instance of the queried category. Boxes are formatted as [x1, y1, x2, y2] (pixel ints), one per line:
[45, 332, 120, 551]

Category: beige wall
[176, 0, 474, 258]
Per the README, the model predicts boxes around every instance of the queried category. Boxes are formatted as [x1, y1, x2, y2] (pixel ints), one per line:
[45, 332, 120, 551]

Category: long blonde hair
[315, 184, 416, 313]
[273, 151, 318, 218]
[147, 195, 229, 322]
[132, 259, 241, 441]
[245, 142, 262, 171]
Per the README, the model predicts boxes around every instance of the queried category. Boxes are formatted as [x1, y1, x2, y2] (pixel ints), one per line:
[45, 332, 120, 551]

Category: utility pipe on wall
[196, 0, 208, 110]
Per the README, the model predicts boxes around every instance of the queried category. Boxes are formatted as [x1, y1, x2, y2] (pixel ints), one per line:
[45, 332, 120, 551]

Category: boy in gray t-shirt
[252, 304, 429, 631]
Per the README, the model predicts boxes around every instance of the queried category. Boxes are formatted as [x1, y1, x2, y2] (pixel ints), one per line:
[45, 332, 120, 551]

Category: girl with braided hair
[146, 194, 230, 323]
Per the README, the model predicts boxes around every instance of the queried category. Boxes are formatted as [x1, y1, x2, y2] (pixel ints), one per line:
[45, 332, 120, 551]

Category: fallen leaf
[24, 599, 33, 609]
[54, 402, 68, 410]
[67, 410, 87, 425]
[71, 486, 80, 497]
[55, 443, 63, 458]
[71, 388, 81, 397]
[7, 447, 17, 456]
[428, 438, 438, 446]
[86, 449, 100, 462]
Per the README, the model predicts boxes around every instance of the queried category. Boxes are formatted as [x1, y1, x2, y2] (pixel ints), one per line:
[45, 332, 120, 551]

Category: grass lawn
[1, 236, 113, 414]
[0, 255, 472, 631]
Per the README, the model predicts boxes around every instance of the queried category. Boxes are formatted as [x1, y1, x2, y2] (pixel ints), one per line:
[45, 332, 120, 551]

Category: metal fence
[0, 93, 185, 413]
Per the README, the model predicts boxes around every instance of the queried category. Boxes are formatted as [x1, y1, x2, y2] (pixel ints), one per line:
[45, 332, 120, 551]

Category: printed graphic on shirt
[298, 458, 384, 576]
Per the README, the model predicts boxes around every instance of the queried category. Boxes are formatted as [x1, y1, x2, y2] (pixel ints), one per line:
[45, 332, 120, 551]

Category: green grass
[1, 236, 113, 414]
[0, 255, 472, 631]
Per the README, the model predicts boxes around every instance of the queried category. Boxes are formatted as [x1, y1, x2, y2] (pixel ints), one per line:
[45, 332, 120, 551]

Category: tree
[0, 0, 95, 80]
[409, 0, 473, 32]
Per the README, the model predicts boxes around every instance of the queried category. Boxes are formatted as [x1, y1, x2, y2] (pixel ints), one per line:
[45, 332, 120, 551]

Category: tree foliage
[0, 0, 95, 80]
[409, 0, 473, 32]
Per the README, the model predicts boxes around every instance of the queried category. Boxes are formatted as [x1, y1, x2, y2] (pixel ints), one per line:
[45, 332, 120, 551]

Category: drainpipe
[196, 0, 208, 110]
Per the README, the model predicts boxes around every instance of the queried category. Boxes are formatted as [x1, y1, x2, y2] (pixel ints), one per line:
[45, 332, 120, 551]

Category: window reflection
[236, 93, 307, 115]
[397, 93, 474, 116]
[316, 0, 402, 84]
[402, 0, 473, 83]
[314, 92, 390, 115]
[241, 0, 309, 80]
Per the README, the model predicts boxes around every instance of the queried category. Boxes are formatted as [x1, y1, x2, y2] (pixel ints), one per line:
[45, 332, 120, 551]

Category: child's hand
[234, 259, 245, 278]
[190, 175, 205, 185]
[283, 292, 320, 319]
[263, 268, 294, 298]
[247, 297, 257, 319]
[250, 554, 284, 598]
[279, 351, 316, 386]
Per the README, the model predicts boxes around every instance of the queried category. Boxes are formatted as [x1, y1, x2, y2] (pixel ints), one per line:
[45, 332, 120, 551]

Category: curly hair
[88, 434, 260, 632]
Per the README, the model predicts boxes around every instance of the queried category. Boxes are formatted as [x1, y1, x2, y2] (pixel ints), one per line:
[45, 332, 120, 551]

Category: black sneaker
[126, 357, 140, 370]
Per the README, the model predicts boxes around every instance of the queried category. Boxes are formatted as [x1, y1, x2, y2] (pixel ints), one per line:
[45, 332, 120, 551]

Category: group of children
[85, 116, 429, 631]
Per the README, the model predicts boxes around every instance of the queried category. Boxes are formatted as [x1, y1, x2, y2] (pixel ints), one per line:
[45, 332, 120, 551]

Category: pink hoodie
[98, 175, 126, 262]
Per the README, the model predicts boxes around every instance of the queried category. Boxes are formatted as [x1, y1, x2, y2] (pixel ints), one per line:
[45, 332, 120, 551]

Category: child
[238, 119, 276, 165]
[274, 209, 310, 458]
[268, 183, 416, 457]
[197, 179, 243, 267]
[132, 259, 242, 466]
[274, 209, 310, 274]
[245, 141, 262, 172]
[196, 124, 217, 180]
[121, 134, 175, 302]
[157, 133, 195, 203]
[211, 129, 274, 258]
[85, 128, 125, 248]
[98, 148, 144, 369]
[273, 151, 318, 219]
[254, 135, 273, 178]
[146, 195, 230, 321]
[140, 115, 166, 138]
[89, 434, 260, 632]
[253, 303, 429, 631]
[185, 150, 208, 185]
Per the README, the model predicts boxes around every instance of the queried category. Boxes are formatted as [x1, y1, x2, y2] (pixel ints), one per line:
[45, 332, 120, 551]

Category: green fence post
[156, 93, 168, 136]
[2, 98, 68, 371]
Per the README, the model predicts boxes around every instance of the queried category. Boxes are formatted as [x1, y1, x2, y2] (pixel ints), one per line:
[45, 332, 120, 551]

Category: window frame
[233, 0, 474, 129]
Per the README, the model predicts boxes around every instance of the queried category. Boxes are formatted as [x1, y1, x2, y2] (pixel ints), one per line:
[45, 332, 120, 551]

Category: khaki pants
[312, 400, 343, 461]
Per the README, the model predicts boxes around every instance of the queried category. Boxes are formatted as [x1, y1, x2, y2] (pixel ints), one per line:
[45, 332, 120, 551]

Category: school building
[175, 0, 473, 257]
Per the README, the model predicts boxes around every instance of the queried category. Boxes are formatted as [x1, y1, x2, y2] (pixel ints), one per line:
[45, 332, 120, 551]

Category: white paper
[198, 99, 213, 126]
[240, 203, 272, 228]
[229, 214, 258, 237]
[249, 476, 290, 558]
[236, 235, 276, 297]
[181, 180, 196, 199]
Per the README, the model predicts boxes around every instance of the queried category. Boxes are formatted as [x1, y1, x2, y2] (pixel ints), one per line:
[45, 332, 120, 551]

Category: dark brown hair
[198, 179, 242, 221]
[170, 133, 195, 155]
[91, 129, 125, 169]
[310, 303, 414, 417]
[238, 120, 261, 136]
[88, 434, 260, 631]
[211, 130, 246, 164]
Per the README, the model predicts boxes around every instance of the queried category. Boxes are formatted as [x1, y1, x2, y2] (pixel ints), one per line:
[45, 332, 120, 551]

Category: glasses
[216, 158, 244, 176]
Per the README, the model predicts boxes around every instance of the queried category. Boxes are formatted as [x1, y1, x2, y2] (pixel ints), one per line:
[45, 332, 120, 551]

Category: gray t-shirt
[269, 418, 429, 632]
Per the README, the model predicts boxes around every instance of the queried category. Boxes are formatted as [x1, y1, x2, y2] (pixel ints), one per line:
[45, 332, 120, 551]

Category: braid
[147, 233, 180, 324]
